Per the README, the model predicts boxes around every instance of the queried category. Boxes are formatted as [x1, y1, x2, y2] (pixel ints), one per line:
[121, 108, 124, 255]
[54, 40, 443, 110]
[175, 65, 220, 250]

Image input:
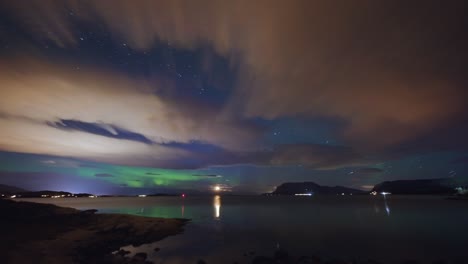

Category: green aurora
[0, 152, 227, 191]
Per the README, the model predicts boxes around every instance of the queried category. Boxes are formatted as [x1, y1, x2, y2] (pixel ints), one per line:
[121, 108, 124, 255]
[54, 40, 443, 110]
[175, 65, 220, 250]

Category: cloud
[187, 143, 367, 170]
[94, 173, 114, 178]
[354, 168, 384, 174]
[48, 119, 153, 144]
[146, 172, 161, 176]
[41, 159, 80, 168]
[453, 157, 468, 164]
[0, 57, 264, 167]
[1, 1, 467, 171]
[2, 0, 467, 152]
[270, 144, 365, 169]
[0, 171, 121, 193]
[192, 174, 222, 178]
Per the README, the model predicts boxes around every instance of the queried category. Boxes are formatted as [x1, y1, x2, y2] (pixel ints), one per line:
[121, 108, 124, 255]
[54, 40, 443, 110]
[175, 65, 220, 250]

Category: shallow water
[19, 195, 468, 263]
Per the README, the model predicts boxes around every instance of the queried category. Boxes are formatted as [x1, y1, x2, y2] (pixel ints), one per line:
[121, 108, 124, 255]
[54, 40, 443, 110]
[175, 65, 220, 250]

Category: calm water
[19, 195, 468, 263]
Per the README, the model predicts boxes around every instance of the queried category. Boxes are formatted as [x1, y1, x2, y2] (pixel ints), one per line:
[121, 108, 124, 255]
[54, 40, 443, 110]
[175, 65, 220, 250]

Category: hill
[269, 182, 365, 195]
[372, 178, 467, 195]
[0, 184, 29, 194]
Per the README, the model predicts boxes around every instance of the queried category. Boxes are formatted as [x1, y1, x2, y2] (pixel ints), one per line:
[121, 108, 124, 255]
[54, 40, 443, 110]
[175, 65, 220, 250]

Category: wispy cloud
[95, 173, 114, 178]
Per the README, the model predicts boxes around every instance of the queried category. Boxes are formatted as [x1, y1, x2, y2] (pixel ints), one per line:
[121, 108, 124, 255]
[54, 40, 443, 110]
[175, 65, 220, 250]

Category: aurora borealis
[0, 1, 467, 194]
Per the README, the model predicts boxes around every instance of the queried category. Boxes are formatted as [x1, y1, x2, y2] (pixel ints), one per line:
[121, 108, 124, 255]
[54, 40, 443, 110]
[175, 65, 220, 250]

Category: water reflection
[372, 195, 391, 216]
[213, 195, 221, 219]
[181, 205, 185, 217]
[383, 194, 391, 216]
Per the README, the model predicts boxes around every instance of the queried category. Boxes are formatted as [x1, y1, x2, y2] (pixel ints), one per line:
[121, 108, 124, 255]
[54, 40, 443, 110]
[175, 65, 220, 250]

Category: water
[18, 195, 468, 263]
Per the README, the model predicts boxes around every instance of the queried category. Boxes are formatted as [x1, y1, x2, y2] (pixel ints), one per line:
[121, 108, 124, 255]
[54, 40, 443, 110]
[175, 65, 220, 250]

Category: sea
[17, 195, 468, 264]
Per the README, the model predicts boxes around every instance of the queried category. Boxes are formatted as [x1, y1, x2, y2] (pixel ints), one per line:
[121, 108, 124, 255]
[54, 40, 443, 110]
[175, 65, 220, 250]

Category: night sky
[0, 1, 467, 195]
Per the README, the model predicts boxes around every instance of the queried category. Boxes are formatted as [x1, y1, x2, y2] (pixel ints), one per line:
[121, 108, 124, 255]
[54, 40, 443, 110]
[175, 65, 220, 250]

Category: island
[265, 182, 365, 196]
[371, 178, 468, 195]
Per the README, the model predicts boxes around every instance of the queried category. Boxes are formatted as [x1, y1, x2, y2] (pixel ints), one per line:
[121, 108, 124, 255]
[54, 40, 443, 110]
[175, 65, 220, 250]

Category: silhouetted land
[0, 199, 187, 264]
[266, 179, 468, 196]
[268, 182, 365, 195]
[372, 178, 467, 195]
[0, 183, 29, 194]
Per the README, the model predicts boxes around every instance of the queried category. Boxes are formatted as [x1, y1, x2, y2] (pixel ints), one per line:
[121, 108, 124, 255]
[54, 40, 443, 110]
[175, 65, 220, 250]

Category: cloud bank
[1, 1, 467, 170]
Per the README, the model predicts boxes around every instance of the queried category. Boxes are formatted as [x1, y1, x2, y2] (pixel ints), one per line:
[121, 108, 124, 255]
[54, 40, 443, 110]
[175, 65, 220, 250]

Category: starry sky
[0, 1, 467, 194]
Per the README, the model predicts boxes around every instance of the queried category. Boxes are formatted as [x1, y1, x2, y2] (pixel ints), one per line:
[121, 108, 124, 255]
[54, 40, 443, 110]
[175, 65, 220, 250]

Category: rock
[401, 260, 420, 264]
[252, 256, 274, 264]
[297, 256, 319, 264]
[154, 247, 160, 252]
[132, 252, 147, 262]
[310, 255, 323, 263]
[116, 249, 130, 256]
[81, 209, 98, 214]
[274, 249, 289, 261]
[324, 259, 347, 264]
[362, 260, 381, 264]
[196, 259, 207, 264]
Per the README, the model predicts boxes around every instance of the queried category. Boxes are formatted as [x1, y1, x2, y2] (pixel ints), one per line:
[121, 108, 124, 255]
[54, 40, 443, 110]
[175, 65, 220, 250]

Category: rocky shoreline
[0, 199, 188, 264]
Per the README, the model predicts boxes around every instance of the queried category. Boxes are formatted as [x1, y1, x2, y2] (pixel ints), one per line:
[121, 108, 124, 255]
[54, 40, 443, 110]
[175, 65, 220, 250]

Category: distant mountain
[0, 184, 29, 194]
[0, 185, 96, 198]
[18, 190, 74, 198]
[270, 182, 365, 195]
[372, 178, 467, 195]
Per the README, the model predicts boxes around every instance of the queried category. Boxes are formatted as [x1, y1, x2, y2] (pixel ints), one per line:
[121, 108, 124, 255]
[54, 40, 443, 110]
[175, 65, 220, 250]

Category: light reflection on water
[18, 195, 468, 264]
[214, 195, 221, 219]
[383, 194, 391, 216]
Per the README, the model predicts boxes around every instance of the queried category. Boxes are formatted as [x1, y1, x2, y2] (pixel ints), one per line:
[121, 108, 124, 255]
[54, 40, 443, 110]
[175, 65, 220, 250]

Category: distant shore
[0, 198, 188, 264]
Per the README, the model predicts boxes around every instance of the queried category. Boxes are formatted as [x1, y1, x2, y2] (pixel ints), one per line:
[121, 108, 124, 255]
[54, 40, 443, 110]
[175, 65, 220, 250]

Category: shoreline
[0, 198, 188, 264]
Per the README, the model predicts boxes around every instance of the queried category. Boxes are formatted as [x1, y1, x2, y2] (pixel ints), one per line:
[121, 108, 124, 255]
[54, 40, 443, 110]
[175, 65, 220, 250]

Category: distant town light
[294, 193, 312, 196]
[138, 194, 147, 197]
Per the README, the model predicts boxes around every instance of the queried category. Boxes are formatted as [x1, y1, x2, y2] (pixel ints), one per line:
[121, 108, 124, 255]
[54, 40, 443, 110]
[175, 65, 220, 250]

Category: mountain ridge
[0, 184, 29, 194]
[269, 182, 365, 195]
